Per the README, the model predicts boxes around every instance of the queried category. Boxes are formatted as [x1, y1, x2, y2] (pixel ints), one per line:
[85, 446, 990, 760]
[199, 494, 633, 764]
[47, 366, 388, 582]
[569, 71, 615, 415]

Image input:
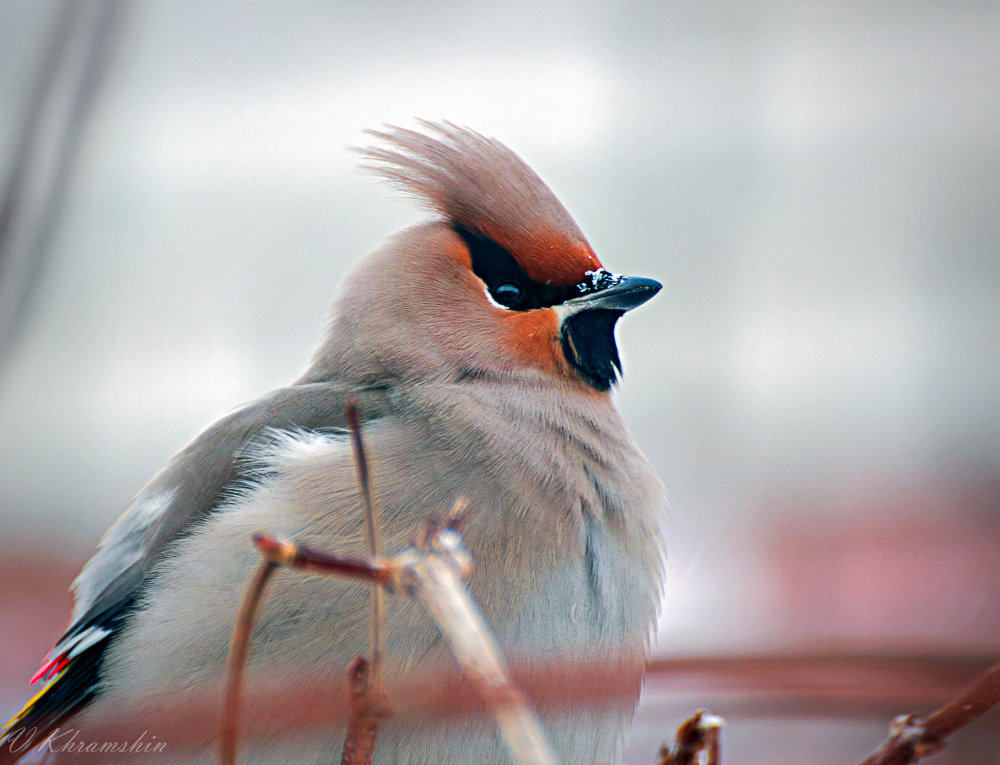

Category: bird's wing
[1, 382, 392, 755]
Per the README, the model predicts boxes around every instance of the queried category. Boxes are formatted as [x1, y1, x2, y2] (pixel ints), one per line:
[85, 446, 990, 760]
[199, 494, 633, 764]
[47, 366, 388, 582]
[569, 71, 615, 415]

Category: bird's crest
[358, 121, 601, 286]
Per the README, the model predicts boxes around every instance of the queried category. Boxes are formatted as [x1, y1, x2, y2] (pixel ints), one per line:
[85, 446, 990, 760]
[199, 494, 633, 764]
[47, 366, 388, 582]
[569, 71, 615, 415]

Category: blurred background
[1, 1, 998, 762]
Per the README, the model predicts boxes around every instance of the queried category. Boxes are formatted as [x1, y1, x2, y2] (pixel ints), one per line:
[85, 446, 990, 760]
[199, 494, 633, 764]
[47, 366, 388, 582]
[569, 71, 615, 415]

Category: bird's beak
[563, 273, 662, 313]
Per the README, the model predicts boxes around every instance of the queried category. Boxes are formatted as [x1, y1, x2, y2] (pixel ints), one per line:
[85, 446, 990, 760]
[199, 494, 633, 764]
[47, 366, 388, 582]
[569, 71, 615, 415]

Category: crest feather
[358, 121, 600, 284]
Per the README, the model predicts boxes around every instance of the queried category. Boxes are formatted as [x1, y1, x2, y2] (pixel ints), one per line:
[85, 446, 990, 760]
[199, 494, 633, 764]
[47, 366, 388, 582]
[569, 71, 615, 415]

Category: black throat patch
[561, 309, 624, 391]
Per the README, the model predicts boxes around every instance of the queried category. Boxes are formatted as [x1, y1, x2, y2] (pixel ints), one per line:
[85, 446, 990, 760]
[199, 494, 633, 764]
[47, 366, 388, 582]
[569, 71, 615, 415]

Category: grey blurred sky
[1, 1, 998, 656]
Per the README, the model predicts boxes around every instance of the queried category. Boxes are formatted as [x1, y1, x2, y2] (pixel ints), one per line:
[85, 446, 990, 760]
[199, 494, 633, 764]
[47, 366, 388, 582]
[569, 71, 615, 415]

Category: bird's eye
[492, 283, 523, 308]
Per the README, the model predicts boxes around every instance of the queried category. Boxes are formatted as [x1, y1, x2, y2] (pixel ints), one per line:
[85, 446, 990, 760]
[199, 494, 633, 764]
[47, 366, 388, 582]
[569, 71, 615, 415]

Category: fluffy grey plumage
[2, 123, 666, 765]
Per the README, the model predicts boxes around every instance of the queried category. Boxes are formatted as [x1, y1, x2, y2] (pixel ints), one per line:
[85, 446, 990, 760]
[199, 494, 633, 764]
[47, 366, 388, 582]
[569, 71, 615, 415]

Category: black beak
[563, 274, 662, 312]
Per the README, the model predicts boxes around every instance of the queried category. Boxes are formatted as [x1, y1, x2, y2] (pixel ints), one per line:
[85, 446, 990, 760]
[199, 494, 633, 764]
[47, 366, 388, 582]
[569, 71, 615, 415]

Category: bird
[1, 122, 667, 764]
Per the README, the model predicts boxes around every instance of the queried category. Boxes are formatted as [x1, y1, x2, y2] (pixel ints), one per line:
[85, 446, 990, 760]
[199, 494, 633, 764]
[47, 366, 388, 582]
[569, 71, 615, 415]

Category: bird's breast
[391, 380, 666, 652]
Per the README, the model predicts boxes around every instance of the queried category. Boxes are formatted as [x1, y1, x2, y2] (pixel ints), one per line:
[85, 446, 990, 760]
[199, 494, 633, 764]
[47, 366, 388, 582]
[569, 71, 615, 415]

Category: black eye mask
[454, 225, 583, 310]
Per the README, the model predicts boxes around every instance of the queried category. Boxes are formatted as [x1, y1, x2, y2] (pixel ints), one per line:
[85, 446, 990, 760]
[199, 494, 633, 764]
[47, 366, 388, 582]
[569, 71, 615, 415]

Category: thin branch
[344, 396, 385, 694]
[340, 657, 391, 765]
[0, 0, 125, 361]
[707, 723, 721, 765]
[251, 533, 395, 765]
[220, 535, 394, 765]
[656, 710, 724, 765]
[858, 660, 1000, 765]
[242, 503, 557, 765]
[392, 515, 557, 765]
[57, 651, 990, 763]
[219, 559, 280, 765]
[252, 533, 391, 585]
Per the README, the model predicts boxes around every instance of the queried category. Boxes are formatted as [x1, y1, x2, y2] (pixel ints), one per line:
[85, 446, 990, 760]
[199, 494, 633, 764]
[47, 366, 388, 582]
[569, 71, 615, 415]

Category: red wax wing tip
[51, 655, 72, 676]
[29, 655, 62, 685]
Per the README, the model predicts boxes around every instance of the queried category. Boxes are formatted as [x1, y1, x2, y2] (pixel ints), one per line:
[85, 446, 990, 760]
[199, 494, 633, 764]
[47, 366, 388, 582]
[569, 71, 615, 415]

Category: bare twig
[392, 513, 557, 765]
[234, 505, 557, 765]
[50, 651, 987, 763]
[221, 404, 553, 764]
[858, 660, 1000, 765]
[344, 397, 385, 694]
[656, 710, 724, 765]
[219, 559, 280, 765]
[706, 723, 721, 765]
[0, 0, 125, 362]
[224, 534, 394, 765]
[340, 657, 391, 765]
[342, 397, 389, 765]
[252, 533, 391, 585]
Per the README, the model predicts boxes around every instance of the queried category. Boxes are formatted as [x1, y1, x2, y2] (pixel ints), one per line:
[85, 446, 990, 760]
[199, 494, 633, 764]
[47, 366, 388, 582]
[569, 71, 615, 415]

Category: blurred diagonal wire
[0, 0, 125, 365]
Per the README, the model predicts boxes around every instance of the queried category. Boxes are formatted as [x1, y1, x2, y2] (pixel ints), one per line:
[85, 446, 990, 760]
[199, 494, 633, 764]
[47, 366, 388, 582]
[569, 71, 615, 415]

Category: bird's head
[303, 122, 660, 393]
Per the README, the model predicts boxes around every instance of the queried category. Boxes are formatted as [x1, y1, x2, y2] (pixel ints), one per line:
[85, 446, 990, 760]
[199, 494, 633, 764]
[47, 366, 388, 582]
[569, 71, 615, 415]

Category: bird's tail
[1, 643, 105, 764]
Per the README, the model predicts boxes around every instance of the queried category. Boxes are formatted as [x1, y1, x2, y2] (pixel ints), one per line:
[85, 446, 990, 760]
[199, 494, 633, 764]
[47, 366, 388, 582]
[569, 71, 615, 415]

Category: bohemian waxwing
[2, 123, 667, 764]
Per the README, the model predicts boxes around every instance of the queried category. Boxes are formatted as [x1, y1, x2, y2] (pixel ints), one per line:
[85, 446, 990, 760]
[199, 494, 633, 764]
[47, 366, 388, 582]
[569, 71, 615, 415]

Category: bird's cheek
[502, 309, 569, 376]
